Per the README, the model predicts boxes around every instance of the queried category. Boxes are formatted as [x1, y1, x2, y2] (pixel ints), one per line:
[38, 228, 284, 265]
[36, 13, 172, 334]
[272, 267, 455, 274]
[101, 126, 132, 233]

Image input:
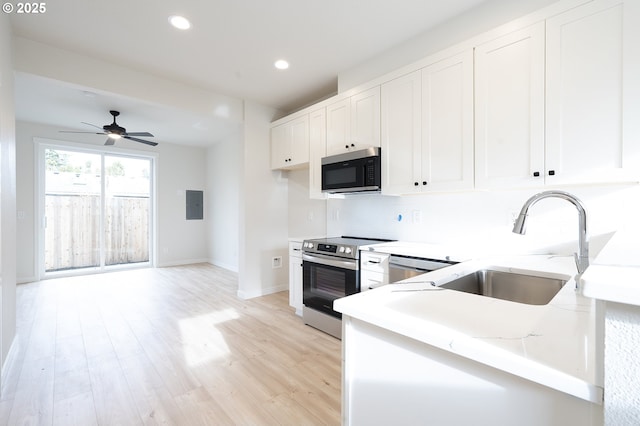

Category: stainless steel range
[301, 236, 392, 339]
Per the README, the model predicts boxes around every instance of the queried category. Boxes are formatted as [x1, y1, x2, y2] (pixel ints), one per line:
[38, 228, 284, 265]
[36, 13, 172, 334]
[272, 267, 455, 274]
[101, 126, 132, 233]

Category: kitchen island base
[342, 316, 602, 426]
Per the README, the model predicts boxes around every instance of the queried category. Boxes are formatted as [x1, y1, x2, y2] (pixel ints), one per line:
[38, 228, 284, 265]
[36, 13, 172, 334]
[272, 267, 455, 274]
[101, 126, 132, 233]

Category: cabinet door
[351, 86, 381, 151]
[270, 115, 309, 170]
[309, 107, 327, 199]
[546, 0, 639, 184]
[474, 23, 545, 189]
[289, 115, 309, 166]
[381, 70, 422, 195]
[288, 242, 303, 316]
[422, 50, 474, 192]
[326, 98, 351, 156]
[270, 123, 288, 170]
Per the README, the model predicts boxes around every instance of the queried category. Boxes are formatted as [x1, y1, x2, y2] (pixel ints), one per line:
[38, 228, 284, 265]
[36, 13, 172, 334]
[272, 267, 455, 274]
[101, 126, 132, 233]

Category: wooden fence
[45, 195, 150, 271]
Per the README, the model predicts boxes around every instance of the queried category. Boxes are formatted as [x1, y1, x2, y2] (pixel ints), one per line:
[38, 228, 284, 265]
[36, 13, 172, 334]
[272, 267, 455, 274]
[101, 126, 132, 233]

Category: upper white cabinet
[421, 50, 474, 192]
[270, 0, 639, 192]
[270, 114, 310, 170]
[474, 23, 545, 190]
[545, 0, 639, 184]
[308, 107, 327, 199]
[381, 70, 422, 194]
[326, 87, 380, 156]
[382, 50, 473, 195]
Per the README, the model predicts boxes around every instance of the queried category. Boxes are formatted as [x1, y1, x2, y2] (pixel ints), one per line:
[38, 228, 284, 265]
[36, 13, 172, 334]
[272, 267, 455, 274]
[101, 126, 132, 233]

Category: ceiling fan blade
[104, 138, 115, 146]
[60, 131, 107, 135]
[125, 132, 154, 137]
[124, 135, 158, 146]
[81, 121, 105, 130]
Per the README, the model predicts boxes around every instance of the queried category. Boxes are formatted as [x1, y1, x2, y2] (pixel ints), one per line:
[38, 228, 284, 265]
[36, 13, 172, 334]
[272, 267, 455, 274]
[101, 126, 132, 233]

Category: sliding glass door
[104, 155, 151, 266]
[42, 145, 153, 275]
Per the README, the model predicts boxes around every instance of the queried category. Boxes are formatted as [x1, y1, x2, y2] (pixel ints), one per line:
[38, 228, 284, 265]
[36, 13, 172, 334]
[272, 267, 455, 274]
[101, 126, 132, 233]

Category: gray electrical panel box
[186, 190, 203, 220]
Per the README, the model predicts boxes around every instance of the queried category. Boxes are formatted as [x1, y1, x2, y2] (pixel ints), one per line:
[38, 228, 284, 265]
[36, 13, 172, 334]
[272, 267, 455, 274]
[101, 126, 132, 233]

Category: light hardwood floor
[0, 264, 342, 425]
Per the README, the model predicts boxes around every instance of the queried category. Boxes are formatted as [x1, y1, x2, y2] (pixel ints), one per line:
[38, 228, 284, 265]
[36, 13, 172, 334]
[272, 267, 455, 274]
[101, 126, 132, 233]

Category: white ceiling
[10, 0, 489, 147]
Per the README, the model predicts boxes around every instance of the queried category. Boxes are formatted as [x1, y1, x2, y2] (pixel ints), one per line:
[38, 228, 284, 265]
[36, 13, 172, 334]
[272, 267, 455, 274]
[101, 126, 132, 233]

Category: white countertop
[334, 253, 602, 404]
[360, 240, 471, 263]
[582, 222, 640, 306]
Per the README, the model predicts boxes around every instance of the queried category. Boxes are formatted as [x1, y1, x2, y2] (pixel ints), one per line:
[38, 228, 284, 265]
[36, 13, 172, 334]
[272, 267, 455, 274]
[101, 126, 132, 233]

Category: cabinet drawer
[360, 270, 388, 292]
[360, 252, 390, 274]
[289, 241, 303, 257]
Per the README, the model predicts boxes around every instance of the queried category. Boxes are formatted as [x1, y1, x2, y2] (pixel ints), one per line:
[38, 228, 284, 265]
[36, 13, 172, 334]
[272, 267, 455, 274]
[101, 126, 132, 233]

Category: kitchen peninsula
[334, 253, 603, 425]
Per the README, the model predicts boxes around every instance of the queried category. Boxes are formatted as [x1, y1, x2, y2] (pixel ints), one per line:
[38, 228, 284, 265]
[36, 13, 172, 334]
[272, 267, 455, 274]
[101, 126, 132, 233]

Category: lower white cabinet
[360, 252, 389, 292]
[342, 316, 602, 426]
[288, 241, 303, 316]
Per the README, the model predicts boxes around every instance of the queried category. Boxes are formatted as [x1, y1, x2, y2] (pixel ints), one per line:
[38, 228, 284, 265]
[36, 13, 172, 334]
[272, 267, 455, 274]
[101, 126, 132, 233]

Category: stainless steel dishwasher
[388, 254, 457, 283]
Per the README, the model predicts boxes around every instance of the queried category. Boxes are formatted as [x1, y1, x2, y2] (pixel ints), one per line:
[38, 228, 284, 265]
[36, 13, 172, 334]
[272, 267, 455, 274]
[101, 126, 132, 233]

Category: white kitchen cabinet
[326, 87, 380, 156]
[288, 241, 303, 316]
[545, 0, 640, 185]
[421, 50, 474, 192]
[270, 114, 310, 170]
[360, 251, 389, 292]
[381, 70, 421, 195]
[308, 107, 327, 199]
[382, 50, 473, 195]
[474, 22, 545, 190]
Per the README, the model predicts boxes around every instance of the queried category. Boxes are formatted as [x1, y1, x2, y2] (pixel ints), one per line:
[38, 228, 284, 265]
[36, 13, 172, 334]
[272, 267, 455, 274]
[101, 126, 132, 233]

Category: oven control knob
[308, 243, 314, 249]
[339, 247, 345, 253]
[345, 247, 352, 254]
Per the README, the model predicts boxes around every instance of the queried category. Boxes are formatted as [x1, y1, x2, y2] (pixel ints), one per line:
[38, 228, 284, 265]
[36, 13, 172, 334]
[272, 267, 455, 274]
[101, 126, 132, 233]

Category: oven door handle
[302, 253, 357, 271]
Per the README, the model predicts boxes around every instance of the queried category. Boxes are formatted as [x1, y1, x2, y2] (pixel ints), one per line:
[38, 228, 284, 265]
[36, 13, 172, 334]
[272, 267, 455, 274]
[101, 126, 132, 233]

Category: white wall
[15, 121, 210, 281]
[207, 127, 242, 271]
[604, 302, 640, 425]
[238, 101, 289, 299]
[338, 0, 559, 93]
[0, 11, 17, 378]
[287, 168, 326, 238]
[327, 185, 639, 259]
[155, 141, 209, 267]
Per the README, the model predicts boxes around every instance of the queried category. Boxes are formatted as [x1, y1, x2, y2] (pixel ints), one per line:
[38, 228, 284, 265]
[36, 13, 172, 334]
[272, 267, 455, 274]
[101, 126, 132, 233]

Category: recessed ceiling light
[169, 15, 191, 30]
[274, 60, 289, 70]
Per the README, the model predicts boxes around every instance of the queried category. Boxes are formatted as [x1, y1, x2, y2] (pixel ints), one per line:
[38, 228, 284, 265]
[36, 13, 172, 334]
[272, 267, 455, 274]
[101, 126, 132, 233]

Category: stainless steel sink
[439, 269, 568, 305]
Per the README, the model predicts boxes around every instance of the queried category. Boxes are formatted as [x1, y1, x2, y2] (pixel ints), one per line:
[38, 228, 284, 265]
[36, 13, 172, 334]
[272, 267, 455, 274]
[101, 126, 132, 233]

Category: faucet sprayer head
[512, 213, 528, 234]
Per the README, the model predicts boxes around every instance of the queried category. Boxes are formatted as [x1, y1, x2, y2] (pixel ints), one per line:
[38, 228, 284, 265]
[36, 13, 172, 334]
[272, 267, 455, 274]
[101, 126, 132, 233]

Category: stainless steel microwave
[321, 147, 381, 194]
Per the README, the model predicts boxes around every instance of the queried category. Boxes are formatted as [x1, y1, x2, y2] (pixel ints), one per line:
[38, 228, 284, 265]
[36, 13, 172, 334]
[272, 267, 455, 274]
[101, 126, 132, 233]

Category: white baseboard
[237, 283, 288, 300]
[208, 258, 239, 273]
[17, 275, 37, 284]
[157, 258, 210, 268]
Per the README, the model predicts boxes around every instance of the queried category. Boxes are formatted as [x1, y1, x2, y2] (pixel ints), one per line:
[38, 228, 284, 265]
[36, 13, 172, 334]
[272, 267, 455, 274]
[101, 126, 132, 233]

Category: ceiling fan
[60, 110, 158, 146]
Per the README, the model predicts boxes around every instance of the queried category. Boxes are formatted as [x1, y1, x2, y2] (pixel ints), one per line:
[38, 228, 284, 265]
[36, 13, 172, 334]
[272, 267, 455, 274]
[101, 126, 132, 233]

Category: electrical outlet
[272, 256, 282, 269]
[412, 210, 422, 224]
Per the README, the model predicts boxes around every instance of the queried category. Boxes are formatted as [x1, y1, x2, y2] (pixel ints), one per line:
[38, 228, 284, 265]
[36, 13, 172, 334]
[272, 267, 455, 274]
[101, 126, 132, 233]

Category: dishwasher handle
[389, 255, 456, 272]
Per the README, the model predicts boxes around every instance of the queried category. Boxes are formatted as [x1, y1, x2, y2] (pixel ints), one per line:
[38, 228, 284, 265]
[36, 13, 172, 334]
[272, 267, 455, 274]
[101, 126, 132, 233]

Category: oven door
[302, 253, 358, 318]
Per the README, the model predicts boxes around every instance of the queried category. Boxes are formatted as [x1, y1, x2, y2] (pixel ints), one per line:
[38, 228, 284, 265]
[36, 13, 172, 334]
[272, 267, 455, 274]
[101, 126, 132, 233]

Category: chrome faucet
[512, 190, 589, 276]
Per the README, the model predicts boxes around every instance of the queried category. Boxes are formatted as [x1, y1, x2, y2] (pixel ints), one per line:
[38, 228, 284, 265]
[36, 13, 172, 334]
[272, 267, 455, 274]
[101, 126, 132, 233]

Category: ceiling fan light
[169, 15, 191, 30]
[108, 133, 122, 140]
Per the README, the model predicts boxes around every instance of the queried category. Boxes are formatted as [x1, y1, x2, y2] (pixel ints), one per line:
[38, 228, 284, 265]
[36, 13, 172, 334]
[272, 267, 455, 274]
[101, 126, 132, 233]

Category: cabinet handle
[533, 171, 540, 177]
[350, 143, 355, 147]
[548, 170, 555, 176]
[414, 182, 419, 186]
[422, 181, 427, 186]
